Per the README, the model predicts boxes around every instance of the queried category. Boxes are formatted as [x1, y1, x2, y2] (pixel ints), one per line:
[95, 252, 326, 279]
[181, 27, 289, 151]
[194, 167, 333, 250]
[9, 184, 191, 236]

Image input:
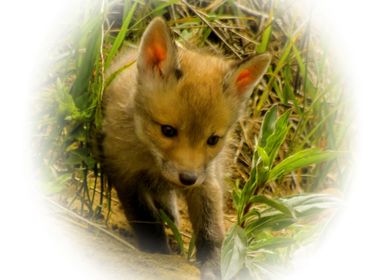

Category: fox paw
[200, 262, 221, 280]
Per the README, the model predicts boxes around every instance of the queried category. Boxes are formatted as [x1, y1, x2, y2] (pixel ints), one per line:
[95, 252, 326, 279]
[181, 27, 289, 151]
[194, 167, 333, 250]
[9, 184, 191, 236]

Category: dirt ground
[50, 182, 236, 279]
[47, 198, 200, 279]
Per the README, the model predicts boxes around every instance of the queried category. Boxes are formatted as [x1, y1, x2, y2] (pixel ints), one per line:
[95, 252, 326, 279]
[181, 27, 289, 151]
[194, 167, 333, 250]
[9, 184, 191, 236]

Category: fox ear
[226, 53, 271, 98]
[137, 17, 177, 78]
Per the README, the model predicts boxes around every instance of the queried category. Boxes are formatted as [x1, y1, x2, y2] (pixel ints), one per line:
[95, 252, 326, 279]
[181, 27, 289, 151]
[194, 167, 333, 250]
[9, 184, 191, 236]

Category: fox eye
[161, 125, 177, 138]
[207, 135, 220, 146]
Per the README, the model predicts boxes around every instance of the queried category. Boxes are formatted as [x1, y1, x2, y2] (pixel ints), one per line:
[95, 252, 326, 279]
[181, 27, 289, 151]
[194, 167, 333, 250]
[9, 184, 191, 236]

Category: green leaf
[41, 173, 72, 194]
[282, 65, 301, 112]
[249, 233, 295, 251]
[281, 193, 341, 217]
[246, 259, 277, 280]
[256, 5, 273, 53]
[221, 225, 248, 280]
[105, 1, 138, 68]
[70, 5, 104, 110]
[257, 106, 291, 168]
[256, 146, 270, 167]
[104, 60, 136, 89]
[245, 214, 296, 234]
[257, 32, 301, 110]
[264, 110, 291, 165]
[248, 193, 340, 223]
[258, 105, 278, 147]
[66, 147, 96, 169]
[269, 149, 341, 182]
[254, 147, 270, 185]
[159, 209, 184, 255]
[249, 195, 296, 219]
[232, 180, 242, 212]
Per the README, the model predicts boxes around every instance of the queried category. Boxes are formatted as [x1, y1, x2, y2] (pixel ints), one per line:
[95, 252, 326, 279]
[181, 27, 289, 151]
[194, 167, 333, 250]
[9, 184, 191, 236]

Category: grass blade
[105, 1, 138, 68]
[159, 209, 184, 255]
[269, 149, 341, 182]
[249, 195, 296, 219]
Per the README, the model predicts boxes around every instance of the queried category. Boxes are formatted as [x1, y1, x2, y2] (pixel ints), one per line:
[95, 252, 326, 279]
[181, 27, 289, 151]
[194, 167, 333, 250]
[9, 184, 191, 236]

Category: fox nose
[179, 172, 197, 186]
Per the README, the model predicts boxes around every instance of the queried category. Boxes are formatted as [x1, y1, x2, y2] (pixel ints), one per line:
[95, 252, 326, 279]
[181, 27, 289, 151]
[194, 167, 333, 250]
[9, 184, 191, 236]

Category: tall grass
[34, 0, 349, 278]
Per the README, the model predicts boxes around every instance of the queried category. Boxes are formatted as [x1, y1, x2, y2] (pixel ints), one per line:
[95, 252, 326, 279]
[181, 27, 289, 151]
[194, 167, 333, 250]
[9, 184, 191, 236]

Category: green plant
[221, 105, 342, 279]
[35, 0, 349, 277]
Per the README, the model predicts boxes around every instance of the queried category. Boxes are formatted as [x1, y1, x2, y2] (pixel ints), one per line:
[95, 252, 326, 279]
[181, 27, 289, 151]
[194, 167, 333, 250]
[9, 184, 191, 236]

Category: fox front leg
[185, 180, 225, 280]
[114, 173, 177, 254]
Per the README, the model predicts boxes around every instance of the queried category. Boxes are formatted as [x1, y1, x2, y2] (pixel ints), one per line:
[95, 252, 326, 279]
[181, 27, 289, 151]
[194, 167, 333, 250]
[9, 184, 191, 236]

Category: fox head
[133, 17, 271, 187]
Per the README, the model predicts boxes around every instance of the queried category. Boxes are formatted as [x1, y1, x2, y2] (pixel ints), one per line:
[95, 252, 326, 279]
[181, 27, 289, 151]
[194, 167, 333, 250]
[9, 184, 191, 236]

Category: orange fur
[100, 17, 270, 280]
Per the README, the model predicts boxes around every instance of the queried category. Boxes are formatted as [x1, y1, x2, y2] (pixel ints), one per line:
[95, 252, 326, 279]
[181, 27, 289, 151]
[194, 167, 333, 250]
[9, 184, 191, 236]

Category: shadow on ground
[47, 201, 200, 280]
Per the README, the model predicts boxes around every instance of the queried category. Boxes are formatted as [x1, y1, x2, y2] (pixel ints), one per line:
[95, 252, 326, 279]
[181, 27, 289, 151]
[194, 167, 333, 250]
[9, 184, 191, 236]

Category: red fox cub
[101, 17, 270, 279]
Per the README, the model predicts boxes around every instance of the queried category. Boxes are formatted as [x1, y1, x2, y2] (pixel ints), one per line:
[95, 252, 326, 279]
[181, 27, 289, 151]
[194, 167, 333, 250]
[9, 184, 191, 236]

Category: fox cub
[101, 17, 270, 279]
